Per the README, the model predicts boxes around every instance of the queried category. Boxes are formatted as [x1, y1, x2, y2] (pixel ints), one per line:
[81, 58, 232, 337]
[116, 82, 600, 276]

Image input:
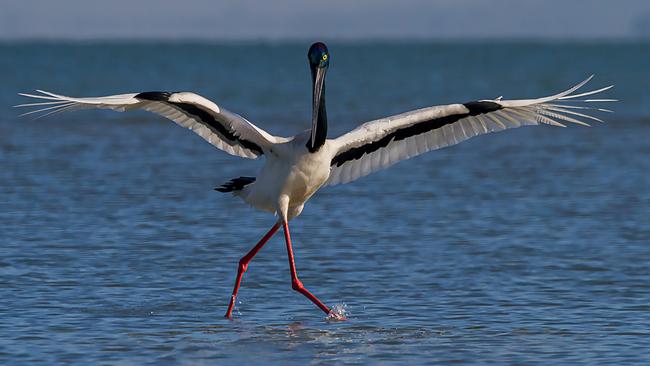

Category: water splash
[326, 303, 349, 321]
[235, 300, 242, 317]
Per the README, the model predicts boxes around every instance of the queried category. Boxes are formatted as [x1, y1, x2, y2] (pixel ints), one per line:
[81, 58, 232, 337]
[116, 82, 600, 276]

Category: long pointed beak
[311, 66, 326, 149]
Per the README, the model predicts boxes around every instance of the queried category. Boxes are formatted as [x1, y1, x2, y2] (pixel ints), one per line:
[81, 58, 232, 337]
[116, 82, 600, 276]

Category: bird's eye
[322, 54, 328, 61]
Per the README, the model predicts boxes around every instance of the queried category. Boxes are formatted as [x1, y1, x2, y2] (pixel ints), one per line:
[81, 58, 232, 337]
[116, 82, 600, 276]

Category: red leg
[225, 222, 281, 318]
[282, 221, 331, 315]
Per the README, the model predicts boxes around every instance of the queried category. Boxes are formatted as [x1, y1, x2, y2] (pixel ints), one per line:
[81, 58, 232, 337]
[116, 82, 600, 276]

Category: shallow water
[1, 41, 649, 364]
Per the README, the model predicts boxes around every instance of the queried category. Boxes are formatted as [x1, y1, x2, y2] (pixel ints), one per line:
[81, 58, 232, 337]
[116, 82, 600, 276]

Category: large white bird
[17, 42, 614, 320]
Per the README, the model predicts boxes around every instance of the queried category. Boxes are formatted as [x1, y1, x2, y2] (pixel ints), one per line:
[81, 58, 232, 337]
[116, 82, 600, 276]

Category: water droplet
[326, 303, 348, 321]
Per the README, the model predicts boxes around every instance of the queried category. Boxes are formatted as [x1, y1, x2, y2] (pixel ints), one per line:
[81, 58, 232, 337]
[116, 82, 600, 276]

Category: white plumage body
[240, 131, 334, 220]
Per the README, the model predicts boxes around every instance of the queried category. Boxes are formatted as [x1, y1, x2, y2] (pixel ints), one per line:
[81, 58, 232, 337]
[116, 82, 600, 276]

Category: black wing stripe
[331, 101, 501, 167]
[135, 92, 264, 155]
[134, 91, 172, 101]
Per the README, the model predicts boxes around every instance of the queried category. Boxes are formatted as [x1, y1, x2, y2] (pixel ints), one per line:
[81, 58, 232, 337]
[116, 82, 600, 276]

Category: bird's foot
[326, 303, 348, 321]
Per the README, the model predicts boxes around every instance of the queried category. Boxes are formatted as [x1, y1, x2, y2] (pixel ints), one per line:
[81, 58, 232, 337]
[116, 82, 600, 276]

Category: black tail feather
[215, 176, 256, 192]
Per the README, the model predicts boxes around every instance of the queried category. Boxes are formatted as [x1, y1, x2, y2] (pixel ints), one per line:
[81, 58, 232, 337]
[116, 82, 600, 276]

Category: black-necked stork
[16, 42, 614, 320]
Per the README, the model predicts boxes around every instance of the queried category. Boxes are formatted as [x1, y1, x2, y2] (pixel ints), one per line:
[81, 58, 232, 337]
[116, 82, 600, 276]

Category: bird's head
[308, 42, 330, 71]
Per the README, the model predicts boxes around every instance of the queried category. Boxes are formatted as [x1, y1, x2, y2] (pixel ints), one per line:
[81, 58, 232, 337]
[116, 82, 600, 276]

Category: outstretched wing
[327, 76, 614, 185]
[16, 90, 285, 159]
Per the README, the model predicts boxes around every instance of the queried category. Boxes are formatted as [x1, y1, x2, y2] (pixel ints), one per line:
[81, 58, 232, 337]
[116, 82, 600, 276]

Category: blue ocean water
[1, 41, 649, 364]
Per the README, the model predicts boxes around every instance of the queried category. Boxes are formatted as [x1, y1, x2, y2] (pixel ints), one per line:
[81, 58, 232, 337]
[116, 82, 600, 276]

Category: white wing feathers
[15, 90, 281, 159]
[327, 75, 614, 186]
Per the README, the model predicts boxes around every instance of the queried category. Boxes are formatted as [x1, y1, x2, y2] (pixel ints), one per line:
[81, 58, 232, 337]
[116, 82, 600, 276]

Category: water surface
[1, 41, 649, 364]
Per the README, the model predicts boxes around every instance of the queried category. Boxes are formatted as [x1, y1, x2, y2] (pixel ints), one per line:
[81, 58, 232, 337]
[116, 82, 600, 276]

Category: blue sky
[1, 0, 649, 40]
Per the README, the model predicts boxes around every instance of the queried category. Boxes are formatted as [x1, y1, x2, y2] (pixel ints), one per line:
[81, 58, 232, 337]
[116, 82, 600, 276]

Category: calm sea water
[1, 41, 649, 365]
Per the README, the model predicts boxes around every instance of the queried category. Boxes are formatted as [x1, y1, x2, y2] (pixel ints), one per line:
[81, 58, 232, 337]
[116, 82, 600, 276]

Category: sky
[1, 0, 649, 41]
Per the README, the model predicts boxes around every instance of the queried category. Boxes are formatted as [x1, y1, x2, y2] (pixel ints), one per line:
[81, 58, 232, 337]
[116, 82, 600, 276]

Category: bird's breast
[266, 138, 332, 207]
[283, 149, 331, 205]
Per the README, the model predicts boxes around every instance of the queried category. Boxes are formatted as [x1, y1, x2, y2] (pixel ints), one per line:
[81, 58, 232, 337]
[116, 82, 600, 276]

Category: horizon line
[1, 36, 649, 44]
